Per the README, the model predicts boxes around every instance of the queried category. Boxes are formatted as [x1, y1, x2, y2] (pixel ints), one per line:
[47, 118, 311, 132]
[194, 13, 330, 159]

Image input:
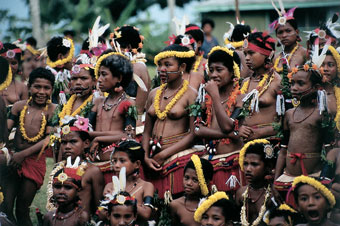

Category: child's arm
[274, 114, 289, 180]
[78, 209, 90, 225]
[42, 211, 53, 226]
[169, 199, 181, 225]
[89, 166, 105, 208]
[137, 182, 155, 220]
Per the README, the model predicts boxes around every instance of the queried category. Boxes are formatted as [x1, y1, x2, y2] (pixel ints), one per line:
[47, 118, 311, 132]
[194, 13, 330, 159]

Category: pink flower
[74, 117, 89, 131]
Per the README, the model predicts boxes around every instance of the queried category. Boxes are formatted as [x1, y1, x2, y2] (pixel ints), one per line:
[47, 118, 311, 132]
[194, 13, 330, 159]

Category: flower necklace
[206, 83, 240, 145]
[0, 66, 12, 91]
[154, 79, 189, 120]
[193, 54, 203, 72]
[240, 72, 274, 96]
[58, 94, 93, 125]
[19, 97, 50, 143]
[240, 184, 271, 226]
[46, 38, 75, 68]
[274, 43, 300, 73]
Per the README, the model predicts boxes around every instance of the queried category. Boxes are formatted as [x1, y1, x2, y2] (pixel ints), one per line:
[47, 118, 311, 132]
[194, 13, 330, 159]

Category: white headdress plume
[223, 22, 235, 42]
[271, 0, 285, 17]
[66, 156, 81, 168]
[312, 38, 332, 68]
[172, 15, 189, 36]
[326, 13, 340, 39]
[89, 16, 110, 50]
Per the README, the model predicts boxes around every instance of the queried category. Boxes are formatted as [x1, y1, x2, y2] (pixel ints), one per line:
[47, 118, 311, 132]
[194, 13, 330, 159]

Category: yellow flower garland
[207, 46, 241, 80]
[0, 190, 3, 205]
[224, 39, 244, 49]
[154, 50, 195, 65]
[154, 79, 189, 120]
[273, 43, 299, 73]
[194, 191, 229, 222]
[328, 46, 340, 78]
[292, 175, 336, 208]
[26, 45, 40, 55]
[94, 52, 129, 79]
[334, 86, 340, 131]
[278, 203, 297, 213]
[240, 73, 271, 95]
[19, 97, 49, 143]
[46, 38, 74, 68]
[191, 154, 209, 196]
[0, 66, 12, 91]
[193, 54, 203, 72]
[239, 139, 270, 171]
[58, 94, 93, 126]
[241, 184, 271, 226]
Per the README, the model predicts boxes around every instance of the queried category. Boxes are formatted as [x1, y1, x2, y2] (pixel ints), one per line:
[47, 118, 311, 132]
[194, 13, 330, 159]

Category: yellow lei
[154, 50, 195, 65]
[154, 80, 189, 120]
[239, 139, 270, 171]
[292, 175, 336, 208]
[46, 38, 75, 68]
[241, 184, 271, 226]
[19, 97, 49, 143]
[273, 43, 299, 73]
[194, 192, 229, 222]
[58, 94, 93, 126]
[240, 73, 273, 95]
[94, 52, 129, 79]
[0, 66, 12, 91]
[191, 154, 209, 196]
[193, 54, 203, 72]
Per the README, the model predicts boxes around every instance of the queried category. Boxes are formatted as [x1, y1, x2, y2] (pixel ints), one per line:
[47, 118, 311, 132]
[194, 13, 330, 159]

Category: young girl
[43, 159, 89, 226]
[4, 68, 56, 225]
[142, 44, 199, 198]
[270, 3, 307, 73]
[236, 139, 277, 226]
[194, 46, 243, 191]
[103, 140, 154, 222]
[293, 176, 337, 226]
[266, 203, 298, 226]
[194, 191, 237, 226]
[0, 42, 28, 106]
[170, 154, 213, 226]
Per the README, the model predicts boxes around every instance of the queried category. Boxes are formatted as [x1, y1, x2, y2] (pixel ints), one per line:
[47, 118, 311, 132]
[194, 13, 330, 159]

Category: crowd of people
[0, 1, 340, 226]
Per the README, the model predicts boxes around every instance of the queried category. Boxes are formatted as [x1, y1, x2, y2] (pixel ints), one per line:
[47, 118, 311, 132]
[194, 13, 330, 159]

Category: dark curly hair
[0, 56, 9, 84]
[184, 157, 214, 184]
[231, 24, 251, 42]
[115, 140, 145, 163]
[28, 67, 55, 88]
[111, 26, 142, 51]
[209, 198, 238, 222]
[108, 191, 137, 215]
[185, 24, 204, 44]
[99, 50, 133, 89]
[208, 49, 241, 73]
[159, 44, 195, 73]
[47, 36, 71, 62]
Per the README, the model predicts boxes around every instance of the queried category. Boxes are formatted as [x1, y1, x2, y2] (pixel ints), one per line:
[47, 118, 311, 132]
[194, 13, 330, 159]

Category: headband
[246, 41, 273, 57]
[185, 26, 201, 32]
[61, 117, 90, 135]
[191, 154, 209, 196]
[292, 175, 336, 208]
[111, 194, 136, 205]
[154, 50, 195, 65]
[71, 64, 94, 74]
[194, 192, 229, 222]
[0, 48, 22, 59]
[239, 139, 273, 171]
[94, 51, 129, 79]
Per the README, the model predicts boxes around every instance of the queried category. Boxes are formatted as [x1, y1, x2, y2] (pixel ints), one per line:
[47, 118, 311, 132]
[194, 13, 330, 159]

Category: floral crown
[194, 191, 229, 222]
[53, 156, 86, 190]
[292, 175, 336, 208]
[223, 18, 247, 49]
[269, 0, 297, 31]
[239, 139, 273, 171]
[60, 116, 91, 136]
[46, 37, 74, 68]
[264, 203, 297, 225]
[154, 49, 195, 65]
[94, 51, 129, 79]
[191, 154, 209, 196]
[328, 45, 340, 79]
[207, 46, 241, 80]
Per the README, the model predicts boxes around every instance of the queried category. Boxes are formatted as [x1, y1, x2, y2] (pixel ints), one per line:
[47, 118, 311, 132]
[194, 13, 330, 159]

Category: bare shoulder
[187, 85, 198, 99]
[11, 100, 27, 114]
[236, 186, 247, 204]
[170, 196, 184, 208]
[148, 87, 159, 99]
[79, 209, 89, 224]
[272, 71, 282, 84]
[43, 210, 55, 225]
[47, 103, 57, 116]
[93, 96, 105, 106]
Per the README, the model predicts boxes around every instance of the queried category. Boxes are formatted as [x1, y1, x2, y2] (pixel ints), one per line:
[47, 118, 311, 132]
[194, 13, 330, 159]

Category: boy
[43, 157, 88, 226]
[3, 67, 56, 225]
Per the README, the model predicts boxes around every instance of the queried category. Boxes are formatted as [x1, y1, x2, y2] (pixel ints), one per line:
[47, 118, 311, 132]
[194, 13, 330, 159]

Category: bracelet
[143, 196, 154, 209]
[280, 144, 288, 149]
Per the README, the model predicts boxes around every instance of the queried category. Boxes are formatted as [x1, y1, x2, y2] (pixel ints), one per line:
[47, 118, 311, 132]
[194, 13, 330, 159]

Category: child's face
[208, 62, 233, 88]
[201, 206, 229, 226]
[109, 205, 136, 226]
[112, 151, 138, 176]
[276, 23, 298, 47]
[244, 45, 266, 70]
[183, 168, 201, 196]
[61, 131, 89, 161]
[157, 57, 184, 84]
[322, 55, 337, 82]
[296, 184, 330, 225]
[244, 153, 266, 184]
[29, 78, 53, 105]
[268, 216, 290, 226]
[98, 66, 121, 92]
[70, 69, 95, 97]
[290, 70, 314, 100]
[53, 181, 77, 206]
[6, 57, 19, 75]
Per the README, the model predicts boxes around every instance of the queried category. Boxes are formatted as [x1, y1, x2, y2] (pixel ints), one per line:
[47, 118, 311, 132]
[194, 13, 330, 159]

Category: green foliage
[281, 62, 292, 99]
[239, 98, 251, 119]
[272, 121, 283, 138]
[127, 105, 138, 120]
[188, 103, 203, 117]
[153, 192, 172, 226]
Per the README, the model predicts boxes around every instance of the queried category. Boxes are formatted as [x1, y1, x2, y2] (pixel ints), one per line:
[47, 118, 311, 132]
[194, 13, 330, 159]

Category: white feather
[277, 0, 285, 15]
[66, 156, 72, 167]
[224, 22, 234, 40]
[112, 176, 120, 195]
[271, 0, 282, 16]
[119, 167, 126, 192]
[72, 156, 80, 168]
[89, 16, 110, 49]
[133, 73, 148, 92]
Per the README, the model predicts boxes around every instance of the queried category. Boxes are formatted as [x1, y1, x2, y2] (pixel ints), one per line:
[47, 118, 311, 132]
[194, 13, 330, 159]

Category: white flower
[72, 65, 81, 74]
[6, 50, 15, 59]
[181, 36, 191, 46]
[318, 30, 326, 39]
[62, 38, 71, 48]
[198, 197, 207, 207]
[61, 115, 75, 125]
[278, 17, 286, 26]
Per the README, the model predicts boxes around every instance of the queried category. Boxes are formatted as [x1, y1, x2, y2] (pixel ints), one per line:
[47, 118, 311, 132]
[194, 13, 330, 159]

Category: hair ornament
[191, 154, 209, 196]
[239, 139, 271, 171]
[269, 0, 297, 31]
[194, 192, 229, 222]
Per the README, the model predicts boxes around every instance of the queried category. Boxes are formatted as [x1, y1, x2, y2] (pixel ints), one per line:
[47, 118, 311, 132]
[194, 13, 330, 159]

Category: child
[3, 67, 56, 225]
[89, 50, 136, 171]
[236, 139, 278, 226]
[107, 191, 138, 226]
[266, 203, 298, 226]
[193, 191, 237, 226]
[47, 117, 104, 216]
[274, 59, 335, 191]
[103, 140, 154, 222]
[43, 158, 88, 226]
[170, 154, 213, 226]
[293, 175, 337, 226]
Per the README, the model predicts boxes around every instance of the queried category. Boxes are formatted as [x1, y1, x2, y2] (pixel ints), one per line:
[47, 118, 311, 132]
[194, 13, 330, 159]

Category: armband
[8, 112, 18, 123]
[143, 196, 154, 209]
[280, 144, 288, 149]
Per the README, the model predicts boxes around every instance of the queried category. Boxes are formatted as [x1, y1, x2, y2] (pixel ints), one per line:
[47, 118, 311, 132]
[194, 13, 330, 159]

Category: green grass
[30, 157, 54, 225]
